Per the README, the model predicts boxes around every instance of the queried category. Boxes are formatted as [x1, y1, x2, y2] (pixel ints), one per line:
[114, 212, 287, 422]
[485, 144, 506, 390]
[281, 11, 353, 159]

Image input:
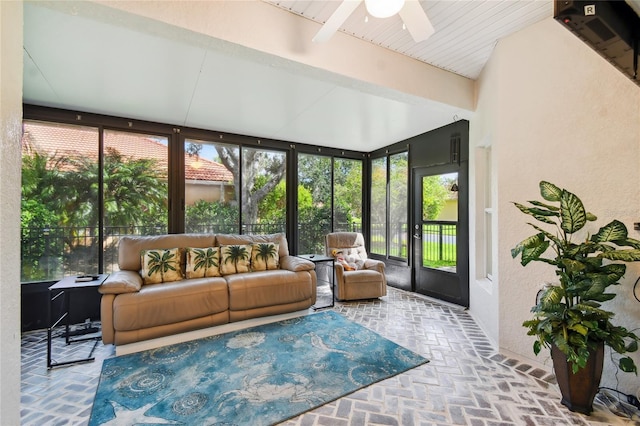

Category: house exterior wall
[185, 181, 234, 206]
[473, 17, 640, 394]
[0, 1, 23, 423]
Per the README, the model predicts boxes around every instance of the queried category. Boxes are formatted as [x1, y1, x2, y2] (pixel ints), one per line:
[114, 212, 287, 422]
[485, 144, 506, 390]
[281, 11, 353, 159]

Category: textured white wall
[0, 1, 23, 424]
[478, 17, 640, 394]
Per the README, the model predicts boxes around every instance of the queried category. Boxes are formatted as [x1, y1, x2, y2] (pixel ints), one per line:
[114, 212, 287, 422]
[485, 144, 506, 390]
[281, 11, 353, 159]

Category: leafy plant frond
[513, 203, 558, 224]
[511, 233, 545, 259]
[592, 220, 628, 243]
[600, 249, 640, 262]
[529, 200, 560, 211]
[540, 181, 562, 202]
[560, 190, 587, 234]
[513, 180, 640, 375]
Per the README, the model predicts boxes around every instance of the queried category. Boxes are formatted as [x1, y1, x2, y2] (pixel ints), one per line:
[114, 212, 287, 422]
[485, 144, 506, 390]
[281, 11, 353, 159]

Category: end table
[47, 274, 108, 369]
[296, 254, 335, 309]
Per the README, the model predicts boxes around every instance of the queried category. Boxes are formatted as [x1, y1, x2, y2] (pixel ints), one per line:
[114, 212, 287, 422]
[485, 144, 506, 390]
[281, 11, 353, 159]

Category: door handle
[413, 233, 421, 240]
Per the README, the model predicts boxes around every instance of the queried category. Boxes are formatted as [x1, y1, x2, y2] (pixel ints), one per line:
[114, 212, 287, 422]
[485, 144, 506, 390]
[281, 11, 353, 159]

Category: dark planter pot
[551, 342, 605, 415]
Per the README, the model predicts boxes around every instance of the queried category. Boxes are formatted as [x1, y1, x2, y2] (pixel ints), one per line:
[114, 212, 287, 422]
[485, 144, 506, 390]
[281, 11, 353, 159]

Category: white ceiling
[21, 1, 638, 152]
[266, 0, 552, 79]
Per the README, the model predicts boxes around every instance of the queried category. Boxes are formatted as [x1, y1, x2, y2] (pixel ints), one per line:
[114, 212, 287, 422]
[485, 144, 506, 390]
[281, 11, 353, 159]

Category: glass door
[412, 166, 468, 307]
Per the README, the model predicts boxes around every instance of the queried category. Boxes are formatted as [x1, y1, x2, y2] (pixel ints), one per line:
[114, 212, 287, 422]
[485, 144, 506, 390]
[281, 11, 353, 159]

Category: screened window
[241, 147, 287, 235]
[370, 157, 388, 256]
[20, 121, 170, 281]
[21, 121, 100, 282]
[184, 139, 239, 234]
[333, 158, 362, 233]
[389, 152, 408, 259]
[297, 154, 332, 254]
[297, 154, 363, 254]
[104, 130, 169, 272]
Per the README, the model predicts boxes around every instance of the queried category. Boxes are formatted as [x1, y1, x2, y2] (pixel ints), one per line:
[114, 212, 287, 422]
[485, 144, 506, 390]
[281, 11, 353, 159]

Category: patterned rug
[89, 311, 428, 425]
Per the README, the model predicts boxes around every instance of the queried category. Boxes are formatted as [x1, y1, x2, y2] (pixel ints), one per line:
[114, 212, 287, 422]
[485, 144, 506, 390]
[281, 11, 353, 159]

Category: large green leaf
[560, 190, 587, 233]
[592, 220, 628, 243]
[601, 249, 640, 262]
[511, 233, 545, 258]
[619, 238, 640, 249]
[513, 202, 558, 224]
[619, 357, 637, 373]
[540, 181, 562, 202]
[596, 263, 626, 284]
[521, 241, 551, 266]
[561, 258, 585, 274]
[529, 200, 560, 211]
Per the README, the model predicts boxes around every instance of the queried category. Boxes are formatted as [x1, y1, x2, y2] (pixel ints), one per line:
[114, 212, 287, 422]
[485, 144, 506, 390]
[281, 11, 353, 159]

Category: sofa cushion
[185, 247, 221, 278]
[140, 248, 183, 285]
[251, 242, 279, 271]
[226, 270, 313, 311]
[220, 244, 252, 275]
[112, 277, 229, 331]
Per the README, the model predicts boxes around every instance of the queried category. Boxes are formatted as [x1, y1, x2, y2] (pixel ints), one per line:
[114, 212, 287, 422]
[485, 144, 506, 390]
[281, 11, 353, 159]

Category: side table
[296, 254, 335, 309]
[47, 273, 108, 369]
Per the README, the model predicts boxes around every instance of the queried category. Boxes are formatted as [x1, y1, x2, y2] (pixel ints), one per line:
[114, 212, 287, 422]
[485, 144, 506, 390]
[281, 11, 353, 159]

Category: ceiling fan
[312, 0, 435, 43]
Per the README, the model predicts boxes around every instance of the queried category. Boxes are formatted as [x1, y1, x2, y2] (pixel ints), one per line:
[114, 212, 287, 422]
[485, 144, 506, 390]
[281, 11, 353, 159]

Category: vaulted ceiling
[22, 1, 639, 151]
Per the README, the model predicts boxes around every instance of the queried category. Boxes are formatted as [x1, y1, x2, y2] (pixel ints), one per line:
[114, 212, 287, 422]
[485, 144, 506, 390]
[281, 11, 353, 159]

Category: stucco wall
[476, 17, 640, 393]
[0, 0, 23, 423]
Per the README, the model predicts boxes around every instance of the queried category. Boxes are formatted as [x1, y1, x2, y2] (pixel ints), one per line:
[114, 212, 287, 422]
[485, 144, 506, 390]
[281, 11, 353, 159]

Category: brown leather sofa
[99, 233, 316, 346]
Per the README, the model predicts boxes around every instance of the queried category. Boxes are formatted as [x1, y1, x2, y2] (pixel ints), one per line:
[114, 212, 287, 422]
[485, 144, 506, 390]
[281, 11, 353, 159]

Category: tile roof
[22, 121, 233, 182]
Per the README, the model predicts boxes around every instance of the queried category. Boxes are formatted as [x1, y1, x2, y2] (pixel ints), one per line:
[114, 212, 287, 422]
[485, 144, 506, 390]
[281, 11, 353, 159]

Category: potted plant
[511, 181, 640, 415]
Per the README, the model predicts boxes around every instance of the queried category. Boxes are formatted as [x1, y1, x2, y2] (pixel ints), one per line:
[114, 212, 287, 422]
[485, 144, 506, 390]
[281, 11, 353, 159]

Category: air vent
[585, 18, 615, 42]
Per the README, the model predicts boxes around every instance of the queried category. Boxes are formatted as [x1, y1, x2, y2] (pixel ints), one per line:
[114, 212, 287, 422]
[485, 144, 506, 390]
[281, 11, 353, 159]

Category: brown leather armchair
[325, 232, 387, 301]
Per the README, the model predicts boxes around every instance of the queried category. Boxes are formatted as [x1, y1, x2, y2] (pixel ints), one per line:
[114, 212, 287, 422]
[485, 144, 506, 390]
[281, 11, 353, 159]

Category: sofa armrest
[98, 270, 142, 294]
[280, 255, 315, 272]
[364, 259, 385, 274]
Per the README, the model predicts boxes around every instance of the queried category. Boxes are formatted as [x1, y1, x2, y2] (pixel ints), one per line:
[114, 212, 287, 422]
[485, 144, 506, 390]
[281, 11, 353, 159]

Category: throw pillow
[251, 242, 280, 271]
[219, 244, 252, 275]
[330, 248, 361, 271]
[185, 247, 221, 279]
[140, 248, 182, 285]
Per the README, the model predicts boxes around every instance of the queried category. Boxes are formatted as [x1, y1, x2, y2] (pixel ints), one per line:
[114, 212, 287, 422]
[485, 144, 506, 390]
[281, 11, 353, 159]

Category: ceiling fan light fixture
[364, 0, 405, 18]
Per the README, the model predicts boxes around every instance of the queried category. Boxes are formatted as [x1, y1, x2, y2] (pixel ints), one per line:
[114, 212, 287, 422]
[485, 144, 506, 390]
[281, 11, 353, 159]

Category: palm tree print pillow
[185, 247, 221, 279]
[251, 242, 280, 271]
[140, 248, 183, 285]
[220, 244, 252, 275]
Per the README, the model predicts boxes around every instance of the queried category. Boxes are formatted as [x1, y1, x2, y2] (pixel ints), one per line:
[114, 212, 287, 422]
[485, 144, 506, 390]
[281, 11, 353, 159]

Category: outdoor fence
[421, 221, 457, 269]
[20, 222, 361, 283]
[370, 221, 457, 268]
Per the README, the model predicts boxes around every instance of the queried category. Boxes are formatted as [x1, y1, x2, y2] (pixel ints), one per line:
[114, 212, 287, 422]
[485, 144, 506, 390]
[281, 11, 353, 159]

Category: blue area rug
[89, 311, 428, 425]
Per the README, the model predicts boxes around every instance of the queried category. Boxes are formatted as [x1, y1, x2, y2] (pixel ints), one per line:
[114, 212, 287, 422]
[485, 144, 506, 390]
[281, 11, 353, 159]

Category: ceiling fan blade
[398, 0, 435, 42]
[312, 0, 362, 43]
